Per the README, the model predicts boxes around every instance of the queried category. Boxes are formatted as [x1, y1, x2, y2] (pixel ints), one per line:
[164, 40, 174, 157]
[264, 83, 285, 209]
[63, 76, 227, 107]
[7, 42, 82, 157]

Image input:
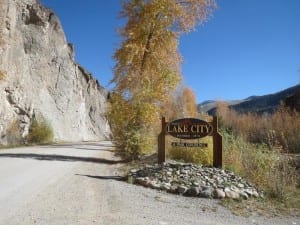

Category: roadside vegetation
[4, 118, 53, 146]
[217, 103, 300, 214]
[0, 70, 5, 81]
[108, 0, 216, 159]
[27, 119, 54, 144]
[6, 119, 23, 146]
[122, 102, 300, 215]
[0, 27, 5, 81]
[108, 0, 299, 216]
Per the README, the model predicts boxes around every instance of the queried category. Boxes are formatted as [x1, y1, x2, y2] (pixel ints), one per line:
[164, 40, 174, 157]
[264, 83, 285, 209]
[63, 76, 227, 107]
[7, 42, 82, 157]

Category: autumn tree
[164, 86, 198, 120]
[109, 0, 216, 157]
[178, 87, 199, 117]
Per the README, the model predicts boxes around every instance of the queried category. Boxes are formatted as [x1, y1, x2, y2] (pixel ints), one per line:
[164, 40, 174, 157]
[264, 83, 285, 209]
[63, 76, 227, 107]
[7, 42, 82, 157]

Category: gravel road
[0, 142, 298, 225]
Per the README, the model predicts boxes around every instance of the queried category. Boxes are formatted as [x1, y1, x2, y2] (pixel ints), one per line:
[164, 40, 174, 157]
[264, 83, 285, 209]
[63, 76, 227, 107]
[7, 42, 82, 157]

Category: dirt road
[0, 142, 298, 225]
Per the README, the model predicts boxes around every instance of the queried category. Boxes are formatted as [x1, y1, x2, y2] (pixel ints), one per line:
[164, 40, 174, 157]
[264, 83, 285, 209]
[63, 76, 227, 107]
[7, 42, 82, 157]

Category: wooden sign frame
[158, 116, 223, 168]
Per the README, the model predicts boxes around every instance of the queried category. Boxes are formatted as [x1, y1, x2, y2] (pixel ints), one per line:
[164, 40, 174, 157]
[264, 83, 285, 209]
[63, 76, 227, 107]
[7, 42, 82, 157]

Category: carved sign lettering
[171, 142, 208, 147]
[166, 118, 213, 139]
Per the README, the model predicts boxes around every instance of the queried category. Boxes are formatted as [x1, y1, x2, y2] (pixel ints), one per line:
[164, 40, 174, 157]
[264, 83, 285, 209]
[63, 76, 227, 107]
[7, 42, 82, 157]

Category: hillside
[198, 84, 300, 115]
[0, 0, 110, 145]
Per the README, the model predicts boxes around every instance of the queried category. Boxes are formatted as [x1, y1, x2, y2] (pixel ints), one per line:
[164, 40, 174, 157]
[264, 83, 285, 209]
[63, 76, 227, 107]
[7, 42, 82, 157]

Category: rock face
[0, 0, 110, 145]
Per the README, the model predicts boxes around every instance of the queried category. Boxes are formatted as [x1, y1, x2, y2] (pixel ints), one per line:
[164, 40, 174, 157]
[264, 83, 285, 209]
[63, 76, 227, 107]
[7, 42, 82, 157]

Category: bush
[107, 93, 160, 159]
[221, 129, 244, 174]
[0, 70, 6, 81]
[27, 120, 53, 144]
[120, 126, 156, 159]
[6, 119, 23, 145]
[217, 102, 300, 203]
[266, 156, 298, 201]
[217, 103, 300, 153]
[221, 127, 299, 202]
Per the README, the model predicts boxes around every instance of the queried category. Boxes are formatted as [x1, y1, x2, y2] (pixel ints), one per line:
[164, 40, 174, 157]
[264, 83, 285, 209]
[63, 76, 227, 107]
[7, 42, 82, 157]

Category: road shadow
[75, 174, 127, 181]
[73, 147, 119, 153]
[40, 143, 117, 152]
[0, 153, 128, 165]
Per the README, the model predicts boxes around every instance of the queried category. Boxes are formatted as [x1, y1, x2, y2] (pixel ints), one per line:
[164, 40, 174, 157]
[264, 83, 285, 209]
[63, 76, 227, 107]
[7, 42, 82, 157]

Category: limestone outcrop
[0, 0, 110, 145]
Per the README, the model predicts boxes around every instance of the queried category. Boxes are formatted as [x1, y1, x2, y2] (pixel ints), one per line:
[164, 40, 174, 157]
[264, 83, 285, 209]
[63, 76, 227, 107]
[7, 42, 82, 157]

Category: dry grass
[217, 103, 300, 212]
[27, 120, 53, 144]
[0, 70, 6, 81]
[221, 195, 300, 217]
[217, 103, 300, 153]
[6, 119, 23, 145]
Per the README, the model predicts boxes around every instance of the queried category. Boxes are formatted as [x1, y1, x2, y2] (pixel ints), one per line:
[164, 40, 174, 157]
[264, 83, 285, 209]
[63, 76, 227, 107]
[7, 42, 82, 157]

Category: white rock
[225, 189, 240, 199]
[0, 0, 110, 145]
[214, 189, 226, 199]
[240, 192, 249, 200]
[245, 189, 259, 198]
[177, 185, 188, 194]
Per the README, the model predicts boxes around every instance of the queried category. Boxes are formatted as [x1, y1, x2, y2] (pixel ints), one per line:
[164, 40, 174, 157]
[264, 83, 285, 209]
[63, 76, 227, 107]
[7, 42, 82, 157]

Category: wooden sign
[166, 118, 212, 139]
[158, 116, 223, 168]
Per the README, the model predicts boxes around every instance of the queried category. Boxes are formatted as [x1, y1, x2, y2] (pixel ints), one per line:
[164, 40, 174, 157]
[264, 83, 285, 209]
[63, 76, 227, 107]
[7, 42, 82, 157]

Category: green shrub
[27, 120, 53, 144]
[107, 93, 160, 159]
[111, 120, 157, 160]
[221, 128, 298, 202]
[221, 129, 244, 174]
[120, 126, 156, 159]
[242, 145, 298, 201]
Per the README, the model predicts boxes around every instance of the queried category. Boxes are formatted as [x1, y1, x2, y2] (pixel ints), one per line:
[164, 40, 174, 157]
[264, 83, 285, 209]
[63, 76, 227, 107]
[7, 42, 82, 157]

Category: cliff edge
[0, 0, 110, 145]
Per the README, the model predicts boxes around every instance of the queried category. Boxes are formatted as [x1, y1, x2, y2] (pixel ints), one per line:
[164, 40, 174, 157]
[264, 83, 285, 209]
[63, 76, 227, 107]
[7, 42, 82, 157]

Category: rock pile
[128, 162, 263, 199]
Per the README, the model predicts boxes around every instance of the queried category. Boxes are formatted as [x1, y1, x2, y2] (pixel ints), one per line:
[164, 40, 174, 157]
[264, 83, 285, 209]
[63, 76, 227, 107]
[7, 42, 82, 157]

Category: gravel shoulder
[0, 142, 298, 225]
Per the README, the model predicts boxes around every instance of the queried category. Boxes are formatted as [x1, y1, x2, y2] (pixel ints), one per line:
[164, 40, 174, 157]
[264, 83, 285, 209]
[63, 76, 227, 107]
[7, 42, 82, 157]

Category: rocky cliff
[0, 0, 110, 145]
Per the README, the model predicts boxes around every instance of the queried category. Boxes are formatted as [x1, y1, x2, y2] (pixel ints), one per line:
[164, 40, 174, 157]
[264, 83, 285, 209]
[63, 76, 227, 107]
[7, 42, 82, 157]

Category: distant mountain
[198, 84, 300, 115]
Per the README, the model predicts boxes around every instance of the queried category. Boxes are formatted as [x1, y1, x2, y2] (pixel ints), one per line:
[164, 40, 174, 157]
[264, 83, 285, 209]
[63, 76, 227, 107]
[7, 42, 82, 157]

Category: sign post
[158, 117, 166, 164]
[212, 116, 222, 168]
[157, 116, 223, 168]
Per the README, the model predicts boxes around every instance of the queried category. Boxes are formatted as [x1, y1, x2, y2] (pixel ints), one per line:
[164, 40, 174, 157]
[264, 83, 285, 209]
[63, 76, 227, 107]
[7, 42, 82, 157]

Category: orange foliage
[109, 0, 216, 156]
[216, 102, 300, 153]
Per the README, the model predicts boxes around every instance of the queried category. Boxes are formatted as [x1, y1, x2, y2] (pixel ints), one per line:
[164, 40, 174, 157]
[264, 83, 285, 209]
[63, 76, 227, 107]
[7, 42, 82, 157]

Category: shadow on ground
[40, 143, 117, 152]
[75, 174, 127, 181]
[0, 153, 128, 164]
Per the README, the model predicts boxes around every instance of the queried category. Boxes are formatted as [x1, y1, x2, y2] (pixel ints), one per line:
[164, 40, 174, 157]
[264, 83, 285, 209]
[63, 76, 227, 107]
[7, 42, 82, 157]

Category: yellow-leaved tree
[163, 86, 198, 120]
[109, 0, 216, 158]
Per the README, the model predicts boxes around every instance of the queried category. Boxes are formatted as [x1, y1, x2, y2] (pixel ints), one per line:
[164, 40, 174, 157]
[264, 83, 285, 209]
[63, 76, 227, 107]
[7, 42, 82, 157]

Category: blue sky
[41, 0, 300, 103]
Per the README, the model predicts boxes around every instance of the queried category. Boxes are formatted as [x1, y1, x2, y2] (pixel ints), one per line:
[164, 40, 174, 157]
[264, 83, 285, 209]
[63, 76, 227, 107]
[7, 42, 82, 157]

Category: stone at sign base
[127, 162, 263, 200]
[214, 189, 226, 199]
